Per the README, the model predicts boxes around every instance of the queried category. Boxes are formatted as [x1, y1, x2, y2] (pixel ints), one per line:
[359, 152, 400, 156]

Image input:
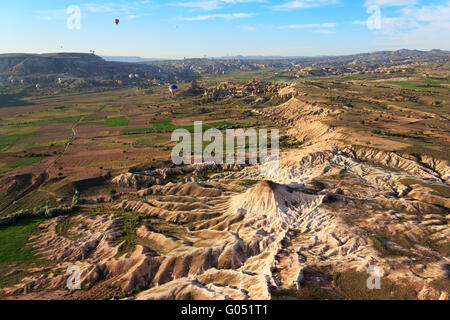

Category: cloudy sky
[1, 0, 449, 58]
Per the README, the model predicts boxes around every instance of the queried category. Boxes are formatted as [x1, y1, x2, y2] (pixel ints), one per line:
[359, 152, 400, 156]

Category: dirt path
[2, 114, 87, 212]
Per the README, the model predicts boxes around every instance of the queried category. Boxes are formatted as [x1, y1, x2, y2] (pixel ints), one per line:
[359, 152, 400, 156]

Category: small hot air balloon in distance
[20, 80, 24, 84]
[169, 84, 178, 96]
[58, 77, 63, 84]
[129, 74, 135, 80]
[134, 74, 139, 78]
[36, 84, 40, 89]
[115, 19, 120, 25]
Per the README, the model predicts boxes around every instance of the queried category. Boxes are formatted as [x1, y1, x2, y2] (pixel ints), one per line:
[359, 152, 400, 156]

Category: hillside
[0, 49, 448, 301]
[2, 50, 448, 84]
[0, 53, 192, 83]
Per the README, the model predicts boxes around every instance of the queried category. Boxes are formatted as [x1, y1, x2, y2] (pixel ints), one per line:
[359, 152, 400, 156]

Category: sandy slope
[3, 97, 449, 300]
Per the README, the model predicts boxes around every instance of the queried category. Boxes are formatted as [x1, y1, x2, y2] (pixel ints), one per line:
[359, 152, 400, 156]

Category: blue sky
[1, 0, 449, 58]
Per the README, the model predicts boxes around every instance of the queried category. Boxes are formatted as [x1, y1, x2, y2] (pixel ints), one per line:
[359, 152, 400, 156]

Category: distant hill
[215, 55, 308, 60]
[209, 49, 449, 62]
[0, 53, 192, 83]
[0, 50, 448, 83]
[101, 56, 165, 63]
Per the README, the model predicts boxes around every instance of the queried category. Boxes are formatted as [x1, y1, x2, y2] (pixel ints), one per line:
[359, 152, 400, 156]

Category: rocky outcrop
[112, 173, 162, 188]
[203, 81, 286, 99]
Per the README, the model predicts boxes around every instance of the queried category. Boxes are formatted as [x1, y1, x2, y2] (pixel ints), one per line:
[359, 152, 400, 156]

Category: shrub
[0, 204, 75, 227]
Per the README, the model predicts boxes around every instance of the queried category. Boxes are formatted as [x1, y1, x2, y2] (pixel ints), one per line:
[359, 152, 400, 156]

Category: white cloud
[83, 2, 141, 14]
[175, 0, 265, 11]
[378, 21, 450, 50]
[273, 0, 339, 10]
[401, 1, 450, 22]
[357, 1, 450, 50]
[36, 1, 154, 21]
[279, 22, 336, 29]
[364, 0, 417, 7]
[36, 9, 67, 21]
[182, 13, 253, 20]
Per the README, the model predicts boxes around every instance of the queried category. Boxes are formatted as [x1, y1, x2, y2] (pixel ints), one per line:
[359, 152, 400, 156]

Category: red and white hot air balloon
[115, 19, 120, 25]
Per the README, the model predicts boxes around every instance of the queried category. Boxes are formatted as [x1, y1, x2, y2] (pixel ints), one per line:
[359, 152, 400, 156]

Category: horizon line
[0, 48, 447, 62]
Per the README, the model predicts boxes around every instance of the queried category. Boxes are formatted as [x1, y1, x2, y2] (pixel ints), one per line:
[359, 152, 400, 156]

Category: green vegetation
[0, 205, 74, 226]
[149, 120, 177, 131]
[272, 286, 338, 300]
[437, 243, 450, 257]
[128, 134, 170, 148]
[0, 216, 44, 263]
[280, 140, 303, 149]
[106, 116, 129, 127]
[430, 278, 450, 293]
[401, 145, 450, 162]
[334, 270, 417, 300]
[9, 116, 83, 127]
[385, 81, 420, 89]
[180, 121, 244, 132]
[0, 133, 36, 151]
[121, 120, 249, 135]
[120, 127, 154, 135]
[89, 159, 135, 168]
[84, 115, 106, 122]
[368, 234, 405, 257]
[4, 156, 44, 169]
[400, 178, 450, 198]
[96, 131, 110, 137]
[6, 139, 67, 153]
[113, 213, 165, 256]
[385, 79, 450, 90]
[55, 216, 84, 241]
[235, 179, 260, 187]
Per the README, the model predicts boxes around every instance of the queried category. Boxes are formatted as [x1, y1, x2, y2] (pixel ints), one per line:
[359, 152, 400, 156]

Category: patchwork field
[0, 55, 449, 300]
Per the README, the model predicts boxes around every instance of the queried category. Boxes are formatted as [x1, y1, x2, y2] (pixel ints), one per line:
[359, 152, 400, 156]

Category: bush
[0, 204, 75, 227]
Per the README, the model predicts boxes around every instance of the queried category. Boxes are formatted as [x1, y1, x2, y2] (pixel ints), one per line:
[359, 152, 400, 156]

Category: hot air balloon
[169, 84, 178, 96]
[115, 19, 120, 25]
[58, 77, 63, 84]
[36, 84, 40, 89]
[129, 74, 135, 80]
[134, 74, 139, 78]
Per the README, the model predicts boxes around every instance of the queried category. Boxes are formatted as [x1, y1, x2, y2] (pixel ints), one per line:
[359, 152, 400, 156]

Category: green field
[385, 80, 450, 90]
[0, 133, 36, 151]
[121, 120, 247, 135]
[106, 116, 130, 127]
[0, 217, 44, 263]
[6, 139, 67, 153]
[4, 157, 44, 169]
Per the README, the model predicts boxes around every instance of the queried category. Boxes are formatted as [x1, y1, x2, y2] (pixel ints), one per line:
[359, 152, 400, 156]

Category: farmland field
[106, 116, 129, 127]
[0, 50, 449, 301]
